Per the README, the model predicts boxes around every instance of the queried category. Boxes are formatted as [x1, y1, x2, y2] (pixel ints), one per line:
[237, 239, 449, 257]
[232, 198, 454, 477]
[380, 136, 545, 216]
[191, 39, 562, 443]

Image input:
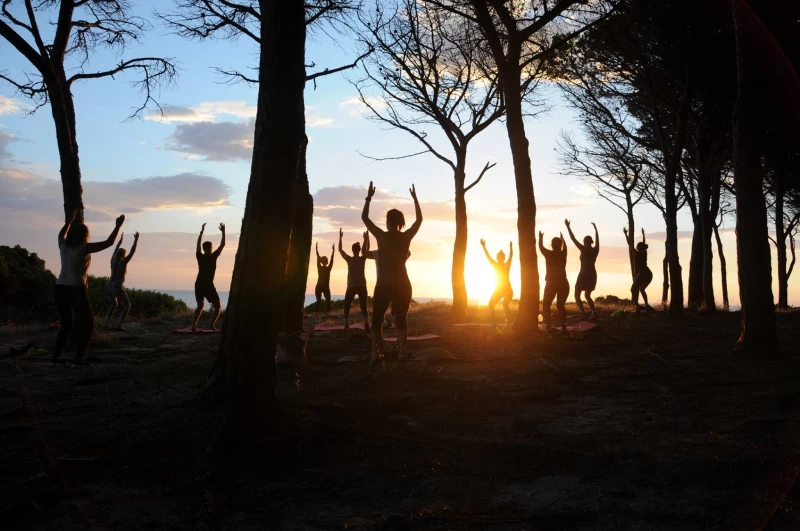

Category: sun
[464, 258, 497, 304]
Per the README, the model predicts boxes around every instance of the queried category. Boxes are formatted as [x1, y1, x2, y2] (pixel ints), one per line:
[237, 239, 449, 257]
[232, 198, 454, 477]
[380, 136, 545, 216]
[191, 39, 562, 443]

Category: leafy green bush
[0, 245, 57, 323]
[87, 276, 188, 318]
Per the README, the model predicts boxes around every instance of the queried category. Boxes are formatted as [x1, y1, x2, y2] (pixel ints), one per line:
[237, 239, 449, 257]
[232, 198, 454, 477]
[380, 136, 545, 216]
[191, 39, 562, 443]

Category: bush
[87, 276, 188, 318]
[0, 245, 57, 323]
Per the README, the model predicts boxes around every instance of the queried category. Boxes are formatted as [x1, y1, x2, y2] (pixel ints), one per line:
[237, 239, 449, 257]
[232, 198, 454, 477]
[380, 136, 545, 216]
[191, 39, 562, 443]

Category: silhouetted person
[192, 223, 225, 331]
[481, 239, 513, 326]
[362, 181, 422, 364]
[339, 228, 371, 331]
[314, 242, 335, 318]
[625, 227, 653, 312]
[53, 211, 125, 365]
[539, 231, 569, 332]
[105, 231, 139, 330]
[366, 248, 410, 329]
[565, 219, 599, 317]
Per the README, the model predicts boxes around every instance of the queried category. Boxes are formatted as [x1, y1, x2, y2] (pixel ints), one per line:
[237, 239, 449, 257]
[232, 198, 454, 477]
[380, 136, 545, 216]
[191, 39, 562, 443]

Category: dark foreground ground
[2, 304, 800, 530]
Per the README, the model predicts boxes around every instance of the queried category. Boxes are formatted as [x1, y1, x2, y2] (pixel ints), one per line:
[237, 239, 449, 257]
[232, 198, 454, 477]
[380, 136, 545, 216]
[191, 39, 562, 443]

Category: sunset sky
[1, 0, 798, 306]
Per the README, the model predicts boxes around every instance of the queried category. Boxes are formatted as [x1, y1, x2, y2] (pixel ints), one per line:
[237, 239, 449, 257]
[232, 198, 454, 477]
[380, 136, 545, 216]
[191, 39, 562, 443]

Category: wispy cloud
[145, 100, 257, 124]
[0, 95, 30, 116]
[340, 96, 387, 116]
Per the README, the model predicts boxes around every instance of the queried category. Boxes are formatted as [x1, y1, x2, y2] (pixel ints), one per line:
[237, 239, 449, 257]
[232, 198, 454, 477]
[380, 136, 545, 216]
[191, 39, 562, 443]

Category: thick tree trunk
[687, 221, 704, 308]
[662, 239, 670, 304]
[283, 137, 314, 334]
[48, 70, 84, 222]
[713, 223, 730, 309]
[504, 84, 540, 329]
[732, 0, 777, 352]
[203, 0, 307, 422]
[451, 159, 469, 319]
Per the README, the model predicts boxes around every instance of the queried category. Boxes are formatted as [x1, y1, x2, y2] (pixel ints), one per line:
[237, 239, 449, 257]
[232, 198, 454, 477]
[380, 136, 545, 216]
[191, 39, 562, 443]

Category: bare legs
[192, 300, 204, 332]
[488, 289, 512, 326]
[192, 300, 222, 331]
[575, 288, 596, 316]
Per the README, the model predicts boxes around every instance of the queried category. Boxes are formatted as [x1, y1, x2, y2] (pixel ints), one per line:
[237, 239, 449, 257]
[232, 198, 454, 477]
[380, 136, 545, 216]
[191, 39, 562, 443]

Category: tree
[354, 0, 509, 319]
[0, 0, 176, 222]
[159, 0, 367, 337]
[765, 150, 800, 310]
[202, 0, 307, 426]
[423, 0, 613, 328]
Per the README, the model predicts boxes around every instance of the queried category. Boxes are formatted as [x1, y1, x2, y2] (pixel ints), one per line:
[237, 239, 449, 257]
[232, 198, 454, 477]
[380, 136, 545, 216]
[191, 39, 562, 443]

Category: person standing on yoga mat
[565, 219, 599, 318]
[366, 249, 410, 329]
[192, 222, 225, 331]
[53, 211, 125, 365]
[625, 227, 654, 313]
[362, 181, 422, 364]
[539, 231, 569, 332]
[314, 242, 335, 318]
[338, 229, 371, 331]
[480, 239, 513, 326]
[105, 231, 140, 330]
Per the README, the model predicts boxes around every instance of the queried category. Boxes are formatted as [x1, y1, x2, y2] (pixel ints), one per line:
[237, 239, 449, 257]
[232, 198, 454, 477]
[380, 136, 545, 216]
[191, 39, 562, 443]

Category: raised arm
[214, 223, 226, 256]
[564, 219, 583, 250]
[363, 231, 370, 253]
[480, 239, 497, 267]
[196, 223, 205, 257]
[561, 233, 568, 258]
[124, 233, 139, 262]
[623, 227, 634, 258]
[508, 241, 514, 266]
[593, 222, 599, 252]
[338, 229, 350, 260]
[405, 184, 423, 239]
[641, 228, 646, 246]
[329, 244, 335, 269]
[538, 231, 547, 255]
[362, 181, 381, 237]
[58, 210, 78, 246]
[86, 215, 125, 254]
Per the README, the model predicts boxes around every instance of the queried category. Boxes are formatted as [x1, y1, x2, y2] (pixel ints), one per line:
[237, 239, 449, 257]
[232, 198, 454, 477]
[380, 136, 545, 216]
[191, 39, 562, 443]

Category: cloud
[0, 168, 232, 221]
[164, 120, 254, 161]
[340, 96, 387, 117]
[307, 115, 336, 128]
[0, 132, 16, 160]
[146, 100, 257, 124]
[0, 95, 30, 116]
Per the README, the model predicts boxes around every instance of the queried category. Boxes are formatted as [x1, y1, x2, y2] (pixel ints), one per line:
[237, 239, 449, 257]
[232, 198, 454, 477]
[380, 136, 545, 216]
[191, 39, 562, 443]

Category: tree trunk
[775, 177, 789, 309]
[687, 221, 704, 308]
[451, 158, 469, 319]
[732, 0, 777, 352]
[504, 83, 540, 329]
[713, 223, 730, 309]
[283, 137, 314, 334]
[48, 70, 84, 222]
[625, 197, 637, 281]
[203, 0, 307, 423]
[662, 239, 670, 304]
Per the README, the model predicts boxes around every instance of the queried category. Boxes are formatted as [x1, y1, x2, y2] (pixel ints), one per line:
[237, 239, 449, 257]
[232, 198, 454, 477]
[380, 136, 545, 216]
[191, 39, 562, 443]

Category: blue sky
[1, 0, 796, 306]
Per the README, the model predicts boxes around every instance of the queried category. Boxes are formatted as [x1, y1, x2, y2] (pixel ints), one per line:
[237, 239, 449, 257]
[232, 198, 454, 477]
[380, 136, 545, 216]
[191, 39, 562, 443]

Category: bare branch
[464, 161, 496, 193]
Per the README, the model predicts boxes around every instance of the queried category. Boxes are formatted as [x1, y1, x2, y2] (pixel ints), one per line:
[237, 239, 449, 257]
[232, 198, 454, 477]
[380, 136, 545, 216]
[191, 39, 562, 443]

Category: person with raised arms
[564, 219, 600, 318]
[338, 228, 371, 331]
[53, 211, 125, 365]
[625, 227, 654, 313]
[362, 181, 422, 364]
[480, 239, 514, 327]
[314, 242, 335, 318]
[539, 231, 569, 333]
[192, 222, 225, 331]
[105, 231, 140, 330]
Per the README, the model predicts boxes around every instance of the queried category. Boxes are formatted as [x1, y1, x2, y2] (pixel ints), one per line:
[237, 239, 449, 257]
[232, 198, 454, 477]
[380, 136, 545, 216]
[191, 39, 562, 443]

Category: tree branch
[464, 161, 496, 193]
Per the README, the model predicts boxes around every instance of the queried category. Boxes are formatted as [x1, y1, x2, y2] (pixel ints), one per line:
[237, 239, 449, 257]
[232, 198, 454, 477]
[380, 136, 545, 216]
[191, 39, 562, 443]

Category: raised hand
[219, 222, 225, 232]
[539, 230, 544, 241]
[641, 228, 645, 237]
[564, 218, 571, 227]
[510, 241, 513, 249]
[70, 209, 79, 222]
[119, 233, 124, 243]
[134, 232, 140, 240]
[363, 230, 368, 240]
[115, 214, 126, 228]
[480, 238, 486, 247]
[409, 183, 418, 201]
[332, 244, 335, 252]
[339, 228, 343, 239]
[367, 181, 376, 199]
[623, 227, 628, 235]
[201, 223, 206, 233]
[316, 242, 319, 252]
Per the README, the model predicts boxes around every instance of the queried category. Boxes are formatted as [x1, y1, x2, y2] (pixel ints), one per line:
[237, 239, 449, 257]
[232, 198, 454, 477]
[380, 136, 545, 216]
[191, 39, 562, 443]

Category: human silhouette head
[320, 256, 329, 266]
[203, 241, 213, 254]
[116, 248, 127, 260]
[386, 209, 406, 231]
[551, 237, 562, 250]
[636, 242, 648, 252]
[584, 235, 594, 247]
[66, 223, 89, 247]
[352, 242, 361, 256]
[496, 250, 506, 263]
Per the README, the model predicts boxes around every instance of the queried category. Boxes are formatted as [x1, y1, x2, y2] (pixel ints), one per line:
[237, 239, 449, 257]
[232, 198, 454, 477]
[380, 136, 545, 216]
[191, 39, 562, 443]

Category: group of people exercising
[51, 182, 654, 364]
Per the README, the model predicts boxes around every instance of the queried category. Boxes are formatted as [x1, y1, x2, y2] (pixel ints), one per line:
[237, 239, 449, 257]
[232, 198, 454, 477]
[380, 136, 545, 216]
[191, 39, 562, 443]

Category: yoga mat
[314, 322, 367, 331]
[173, 327, 221, 334]
[383, 333, 440, 342]
[539, 321, 599, 333]
[452, 323, 493, 327]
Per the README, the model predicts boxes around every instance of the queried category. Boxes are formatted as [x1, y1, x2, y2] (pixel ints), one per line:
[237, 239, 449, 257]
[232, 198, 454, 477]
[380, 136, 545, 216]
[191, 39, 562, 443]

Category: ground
[2, 303, 800, 530]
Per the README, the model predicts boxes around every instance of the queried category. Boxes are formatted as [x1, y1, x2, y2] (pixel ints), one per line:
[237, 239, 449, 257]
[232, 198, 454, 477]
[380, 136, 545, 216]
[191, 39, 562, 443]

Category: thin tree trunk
[504, 84, 540, 328]
[451, 158, 468, 319]
[283, 137, 314, 334]
[203, 0, 307, 424]
[775, 176, 789, 309]
[626, 197, 637, 281]
[713, 223, 730, 309]
[662, 239, 669, 304]
[732, 0, 777, 352]
[48, 70, 84, 222]
[687, 221, 704, 308]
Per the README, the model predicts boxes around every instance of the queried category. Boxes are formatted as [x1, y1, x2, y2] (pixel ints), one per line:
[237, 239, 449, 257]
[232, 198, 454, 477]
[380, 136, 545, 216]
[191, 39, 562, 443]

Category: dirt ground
[3, 303, 800, 530]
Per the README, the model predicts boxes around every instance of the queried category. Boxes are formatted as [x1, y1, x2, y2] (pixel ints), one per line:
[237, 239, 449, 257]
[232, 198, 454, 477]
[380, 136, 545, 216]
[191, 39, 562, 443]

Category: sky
[1, 0, 799, 307]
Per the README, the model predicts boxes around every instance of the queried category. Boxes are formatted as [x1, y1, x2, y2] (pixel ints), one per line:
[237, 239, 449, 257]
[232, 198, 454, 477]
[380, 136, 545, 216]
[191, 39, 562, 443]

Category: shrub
[87, 276, 188, 318]
[0, 245, 57, 323]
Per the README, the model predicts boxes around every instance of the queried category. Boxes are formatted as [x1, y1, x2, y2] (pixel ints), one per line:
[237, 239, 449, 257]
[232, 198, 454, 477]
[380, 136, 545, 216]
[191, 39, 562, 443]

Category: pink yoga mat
[314, 322, 367, 331]
[173, 327, 221, 334]
[383, 333, 440, 342]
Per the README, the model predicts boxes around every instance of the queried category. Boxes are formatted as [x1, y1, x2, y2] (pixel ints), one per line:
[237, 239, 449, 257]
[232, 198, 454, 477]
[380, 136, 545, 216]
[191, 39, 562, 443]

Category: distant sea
[160, 290, 448, 308]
